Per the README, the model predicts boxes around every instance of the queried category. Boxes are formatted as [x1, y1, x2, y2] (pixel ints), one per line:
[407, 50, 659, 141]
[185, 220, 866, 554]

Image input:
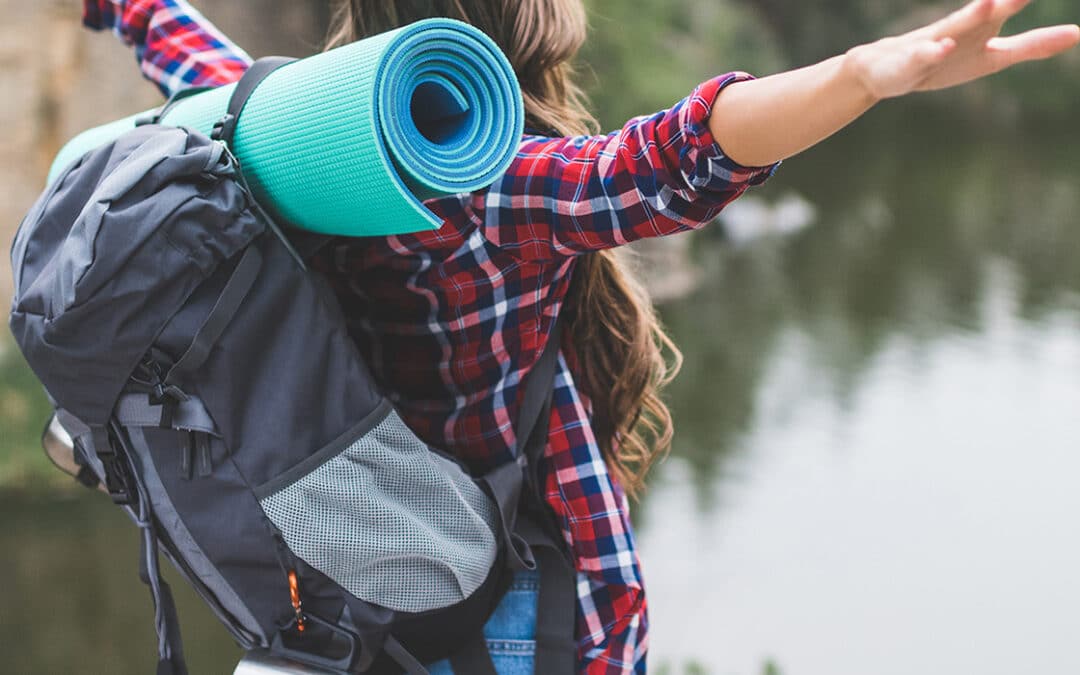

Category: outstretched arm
[83, 0, 250, 95]
[710, 0, 1080, 167]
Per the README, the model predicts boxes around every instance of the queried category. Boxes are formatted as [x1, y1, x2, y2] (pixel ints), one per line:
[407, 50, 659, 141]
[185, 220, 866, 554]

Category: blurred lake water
[3, 100, 1080, 674]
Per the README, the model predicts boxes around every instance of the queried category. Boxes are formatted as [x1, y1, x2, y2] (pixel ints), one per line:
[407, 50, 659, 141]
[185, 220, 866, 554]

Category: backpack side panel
[10, 126, 262, 426]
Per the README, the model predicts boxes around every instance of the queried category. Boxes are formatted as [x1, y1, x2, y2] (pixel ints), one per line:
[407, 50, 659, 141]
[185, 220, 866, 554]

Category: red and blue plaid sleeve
[82, 0, 251, 96]
[479, 72, 778, 261]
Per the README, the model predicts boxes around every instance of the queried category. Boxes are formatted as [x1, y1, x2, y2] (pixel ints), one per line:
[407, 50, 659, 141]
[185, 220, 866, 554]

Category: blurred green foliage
[580, 0, 785, 128]
[578, 0, 1080, 127]
[0, 337, 64, 491]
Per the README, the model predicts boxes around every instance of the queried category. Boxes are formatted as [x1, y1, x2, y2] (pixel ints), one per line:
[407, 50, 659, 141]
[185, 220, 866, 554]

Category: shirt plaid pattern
[83, 2, 776, 671]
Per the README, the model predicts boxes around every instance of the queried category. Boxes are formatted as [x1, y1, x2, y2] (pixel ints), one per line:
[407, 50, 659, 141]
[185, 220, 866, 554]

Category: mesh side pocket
[259, 409, 499, 614]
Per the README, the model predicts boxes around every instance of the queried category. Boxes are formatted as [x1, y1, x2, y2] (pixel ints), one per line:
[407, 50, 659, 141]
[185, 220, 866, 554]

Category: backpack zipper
[269, 530, 308, 634]
[288, 569, 306, 633]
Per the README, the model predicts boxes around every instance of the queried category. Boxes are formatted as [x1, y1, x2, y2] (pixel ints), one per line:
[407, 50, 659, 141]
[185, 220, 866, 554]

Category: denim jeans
[426, 569, 539, 675]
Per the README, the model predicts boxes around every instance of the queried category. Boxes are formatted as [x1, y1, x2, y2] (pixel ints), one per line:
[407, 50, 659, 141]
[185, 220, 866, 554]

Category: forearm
[708, 53, 877, 168]
[709, 0, 1080, 168]
[83, 0, 251, 95]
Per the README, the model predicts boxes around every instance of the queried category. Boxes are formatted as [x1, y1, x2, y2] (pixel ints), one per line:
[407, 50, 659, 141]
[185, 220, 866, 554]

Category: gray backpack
[9, 59, 575, 675]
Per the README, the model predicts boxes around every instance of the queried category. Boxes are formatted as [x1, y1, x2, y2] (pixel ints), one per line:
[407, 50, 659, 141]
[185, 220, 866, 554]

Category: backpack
[9, 59, 576, 675]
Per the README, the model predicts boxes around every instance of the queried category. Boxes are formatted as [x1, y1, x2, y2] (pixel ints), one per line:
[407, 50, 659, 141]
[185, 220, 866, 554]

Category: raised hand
[845, 0, 1080, 100]
[710, 0, 1079, 166]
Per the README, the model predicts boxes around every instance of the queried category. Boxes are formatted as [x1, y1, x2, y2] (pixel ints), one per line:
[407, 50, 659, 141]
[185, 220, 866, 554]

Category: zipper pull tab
[181, 432, 194, 481]
[288, 570, 305, 633]
[195, 432, 213, 477]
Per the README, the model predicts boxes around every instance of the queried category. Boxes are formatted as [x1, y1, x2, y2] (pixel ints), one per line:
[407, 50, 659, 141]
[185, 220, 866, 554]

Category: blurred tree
[580, 0, 785, 128]
[732, 0, 1080, 121]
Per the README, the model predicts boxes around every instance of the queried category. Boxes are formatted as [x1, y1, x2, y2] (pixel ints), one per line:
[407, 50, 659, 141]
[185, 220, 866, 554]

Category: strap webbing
[527, 532, 578, 674]
[105, 420, 189, 675]
[516, 320, 578, 675]
[211, 56, 295, 147]
[165, 244, 262, 386]
[135, 85, 215, 128]
[383, 635, 431, 675]
[114, 393, 216, 434]
[477, 318, 566, 573]
[448, 631, 498, 675]
[480, 458, 535, 572]
[515, 319, 564, 461]
[141, 520, 188, 675]
[212, 55, 331, 267]
[464, 320, 574, 673]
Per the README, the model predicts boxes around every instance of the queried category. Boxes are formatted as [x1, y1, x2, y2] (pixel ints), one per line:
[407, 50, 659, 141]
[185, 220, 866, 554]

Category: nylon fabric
[125, 426, 266, 646]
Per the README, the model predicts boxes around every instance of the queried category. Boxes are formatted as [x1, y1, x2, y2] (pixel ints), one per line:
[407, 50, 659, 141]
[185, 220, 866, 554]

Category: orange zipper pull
[288, 570, 305, 632]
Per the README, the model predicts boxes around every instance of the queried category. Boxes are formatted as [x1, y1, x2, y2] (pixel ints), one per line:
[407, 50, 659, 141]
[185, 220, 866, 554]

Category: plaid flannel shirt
[82, 1, 776, 671]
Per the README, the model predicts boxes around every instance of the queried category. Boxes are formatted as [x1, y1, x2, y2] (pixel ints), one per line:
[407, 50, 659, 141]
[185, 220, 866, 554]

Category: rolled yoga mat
[47, 19, 524, 236]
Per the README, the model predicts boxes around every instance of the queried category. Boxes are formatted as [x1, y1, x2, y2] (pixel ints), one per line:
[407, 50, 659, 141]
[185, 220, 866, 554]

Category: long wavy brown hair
[326, 0, 682, 497]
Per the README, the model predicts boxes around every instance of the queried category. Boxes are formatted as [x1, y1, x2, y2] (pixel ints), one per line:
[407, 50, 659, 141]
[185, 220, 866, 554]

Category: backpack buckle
[212, 113, 237, 144]
[97, 439, 136, 505]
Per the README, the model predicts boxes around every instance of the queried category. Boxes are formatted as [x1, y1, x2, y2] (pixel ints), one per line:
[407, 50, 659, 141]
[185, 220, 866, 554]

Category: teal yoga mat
[47, 19, 524, 236]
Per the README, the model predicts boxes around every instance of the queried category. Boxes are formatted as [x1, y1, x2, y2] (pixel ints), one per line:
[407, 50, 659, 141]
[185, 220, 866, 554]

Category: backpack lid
[9, 125, 264, 426]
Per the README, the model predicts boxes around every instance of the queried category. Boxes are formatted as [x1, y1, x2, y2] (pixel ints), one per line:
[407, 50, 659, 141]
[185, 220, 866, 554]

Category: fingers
[986, 24, 1080, 69]
[926, 0, 1030, 40]
[925, 0, 995, 40]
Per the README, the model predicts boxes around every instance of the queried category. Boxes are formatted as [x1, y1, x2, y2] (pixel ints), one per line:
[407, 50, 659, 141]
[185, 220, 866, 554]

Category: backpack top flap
[9, 125, 264, 426]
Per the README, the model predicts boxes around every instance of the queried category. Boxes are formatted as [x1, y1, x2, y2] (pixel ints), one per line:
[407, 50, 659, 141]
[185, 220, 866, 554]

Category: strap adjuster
[97, 444, 135, 505]
[211, 113, 237, 144]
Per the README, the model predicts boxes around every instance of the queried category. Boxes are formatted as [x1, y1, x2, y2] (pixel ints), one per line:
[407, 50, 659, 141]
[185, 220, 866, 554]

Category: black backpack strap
[140, 510, 189, 675]
[474, 319, 577, 674]
[211, 56, 334, 269]
[515, 318, 564, 463]
[478, 318, 567, 572]
[96, 422, 189, 675]
[519, 518, 578, 674]
[516, 318, 578, 675]
[383, 635, 432, 675]
[163, 244, 263, 389]
[210, 56, 295, 147]
[135, 85, 215, 128]
[448, 632, 498, 675]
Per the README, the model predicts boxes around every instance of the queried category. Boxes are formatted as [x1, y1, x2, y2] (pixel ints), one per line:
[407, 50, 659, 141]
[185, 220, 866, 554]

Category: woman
[82, 0, 1077, 672]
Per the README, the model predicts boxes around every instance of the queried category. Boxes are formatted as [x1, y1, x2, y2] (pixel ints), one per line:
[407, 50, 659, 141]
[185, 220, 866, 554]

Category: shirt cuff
[682, 72, 780, 190]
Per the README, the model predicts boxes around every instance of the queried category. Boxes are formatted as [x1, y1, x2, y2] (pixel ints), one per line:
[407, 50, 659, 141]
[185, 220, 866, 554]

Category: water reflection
[3, 105, 1080, 674]
[0, 493, 241, 673]
[642, 107, 1080, 673]
[651, 106, 1080, 508]
[644, 302, 1080, 675]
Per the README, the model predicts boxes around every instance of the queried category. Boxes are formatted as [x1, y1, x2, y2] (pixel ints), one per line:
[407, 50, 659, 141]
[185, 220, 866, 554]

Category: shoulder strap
[212, 56, 335, 267]
[474, 318, 578, 674]
[479, 318, 567, 569]
[515, 318, 564, 458]
[135, 85, 215, 128]
[518, 319, 578, 675]
[211, 56, 295, 146]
